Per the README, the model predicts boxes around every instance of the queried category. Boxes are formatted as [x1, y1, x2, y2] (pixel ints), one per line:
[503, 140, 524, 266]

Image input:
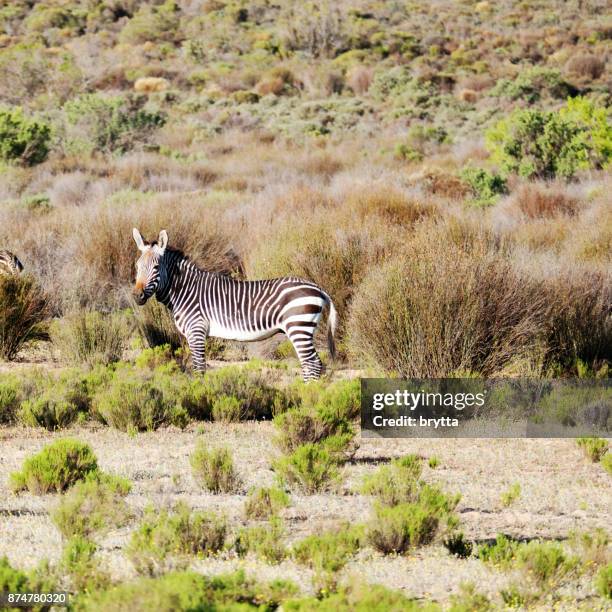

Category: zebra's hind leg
[287, 331, 324, 382]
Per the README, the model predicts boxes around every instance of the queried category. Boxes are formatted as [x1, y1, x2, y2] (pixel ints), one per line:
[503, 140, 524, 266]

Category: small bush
[516, 541, 578, 587]
[62, 93, 166, 155]
[577, 437, 609, 462]
[0, 556, 56, 604]
[360, 455, 422, 506]
[51, 472, 132, 538]
[235, 517, 286, 564]
[448, 583, 492, 612]
[428, 457, 440, 469]
[127, 502, 227, 575]
[10, 438, 98, 494]
[134, 299, 186, 352]
[595, 563, 612, 600]
[366, 503, 440, 554]
[92, 367, 188, 432]
[244, 486, 290, 520]
[273, 443, 341, 494]
[486, 97, 612, 180]
[0, 375, 22, 424]
[51, 311, 129, 367]
[602, 453, 612, 476]
[0, 274, 49, 361]
[444, 532, 473, 558]
[500, 483, 521, 507]
[477, 534, 519, 566]
[460, 167, 507, 206]
[292, 526, 362, 573]
[190, 441, 241, 493]
[0, 105, 51, 165]
[61, 536, 109, 592]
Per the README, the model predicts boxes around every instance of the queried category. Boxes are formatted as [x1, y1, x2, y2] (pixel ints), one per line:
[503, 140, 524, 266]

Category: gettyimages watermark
[361, 378, 611, 438]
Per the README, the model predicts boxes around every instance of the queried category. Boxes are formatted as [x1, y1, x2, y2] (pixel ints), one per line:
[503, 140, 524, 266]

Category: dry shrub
[0, 274, 50, 360]
[564, 55, 606, 80]
[134, 77, 170, 93]
[457, 89, 478, 103]
[298, 152, 344, 179]
[514, 183, 581, 219]
[256, 77, 285, 96]
[457, 74, 495, 92]
[133, 298, 186, 352]
[347, 220, 548, 377]
[346, 65, 373, 94]
[410, 168, 471, 199]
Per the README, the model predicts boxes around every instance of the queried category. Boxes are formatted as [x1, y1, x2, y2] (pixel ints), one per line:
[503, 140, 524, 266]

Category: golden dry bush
[346, 65, 373, 94]
[514, 183, 581, 219]
[564, 55, 606, 80]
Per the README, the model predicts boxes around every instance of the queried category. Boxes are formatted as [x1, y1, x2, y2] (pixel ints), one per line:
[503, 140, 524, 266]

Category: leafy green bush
[602, 453, 612, 476]
[51, 472, 132, 538]
[515, 541, 578, 587]
[595, 563, 612, 599]
[51, 310, 130, 367]
[92, 366, 188, 432]
[500, 483, 521, 507]
[190, 441, 241, 493]
[292, 526, 362, 573]
[0, 274, 49, 361]
[273, 443, 342, 494]
[61, 536, 110, 592]
[244, 486, 290, 520]
[62, 93, 166, 155]
[127, 502, 227, 575]
[477, 534, 520, 566]
[486, 98, 612, 180]
[448, 582, 492, 612]
[492, 67, 575, 103]
[74, 569, 299, 611]
[360, 454, 422, 506]
[235, 517, 286, 564]
[0, 105, 51, 165]
[119, 1, 180, 45]
[460, 167, 507, 206]
[10, 438, 99, 494]
[0, 556, 56, 607]
[0, 375, 22, 424]
[577, 437, 609, 462]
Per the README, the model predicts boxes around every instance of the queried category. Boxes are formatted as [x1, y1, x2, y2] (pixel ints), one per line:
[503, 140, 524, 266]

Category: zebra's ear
[132, 228, 146, 252]
[157, 230, 168, 254]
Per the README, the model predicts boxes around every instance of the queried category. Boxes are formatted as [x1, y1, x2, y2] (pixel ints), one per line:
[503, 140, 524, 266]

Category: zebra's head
[132, 227, 168, 305]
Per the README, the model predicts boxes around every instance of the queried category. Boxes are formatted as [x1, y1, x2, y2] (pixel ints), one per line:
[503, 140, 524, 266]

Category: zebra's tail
[326, 296, 338, 361]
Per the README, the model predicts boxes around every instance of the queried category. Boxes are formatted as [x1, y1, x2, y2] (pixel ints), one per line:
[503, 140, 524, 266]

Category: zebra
[132, 228, 337, 381]
[0, 250, 24, 275]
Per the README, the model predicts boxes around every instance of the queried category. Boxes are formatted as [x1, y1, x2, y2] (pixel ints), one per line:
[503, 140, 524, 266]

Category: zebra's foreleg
[186, 322, 209, 374]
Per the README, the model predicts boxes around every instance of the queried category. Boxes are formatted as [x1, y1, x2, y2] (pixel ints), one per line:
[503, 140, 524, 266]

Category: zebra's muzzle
[133, 290, 148, 305]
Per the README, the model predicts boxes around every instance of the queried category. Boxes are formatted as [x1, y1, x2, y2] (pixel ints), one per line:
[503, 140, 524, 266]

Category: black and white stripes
[0, 250, 24, 276]
[132, 229, 337, 381]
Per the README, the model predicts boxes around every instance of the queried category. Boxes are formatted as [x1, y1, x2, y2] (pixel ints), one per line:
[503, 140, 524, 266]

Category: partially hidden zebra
[0, 250, 24, 275]
[132, 228, 337, 381]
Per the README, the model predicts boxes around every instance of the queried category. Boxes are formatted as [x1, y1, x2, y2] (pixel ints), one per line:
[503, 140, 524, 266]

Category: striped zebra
[132, 228, 337, 381]
[0, 250, 24, 275]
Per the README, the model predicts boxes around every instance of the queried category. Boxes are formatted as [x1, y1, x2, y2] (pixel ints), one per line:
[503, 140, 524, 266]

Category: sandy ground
[1, 418, 610, 608]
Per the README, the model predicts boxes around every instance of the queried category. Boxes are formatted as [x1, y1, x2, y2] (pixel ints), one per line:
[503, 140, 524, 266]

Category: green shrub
[51, 472, 132, 538]
[51, 311, 129, 367]
[0, 375, 22, 424]
[127, 502, 227, 576]
[92, 367, 188, 432]
[516, 541, 578, 587]
[273, 443, 341, 494]
[190, 441, 241, 493]
[61, 536, 109, 592]
[360, 454, 422, 506]
[595, 563, 612, 599]
[235, 517, 286, 564]
[444, 532, 473, 558]
[366, 502, 440, 554]
[477, 534, 520, 566]
[459, 167, 507, 206]
[428, 457, 439, 469]
[602, 453, 612, 476]
[74, 569, 299, 611]
[0, 556, 57, 607]
[292, 526, 362, 573]
[0, 105, 51, 165]
[119, 1, 180, 45]
[500, 483, 521, 507]
[0, 274, 49, 361]
[62, 93, 166, 155]
[448, 582, 493, 612]
[486, 98, 612, 180]
[10, 438, 98, 494]
[577, 437, 609, 462]
[244, 486, 290, 520]
[492, 67, 575, 103]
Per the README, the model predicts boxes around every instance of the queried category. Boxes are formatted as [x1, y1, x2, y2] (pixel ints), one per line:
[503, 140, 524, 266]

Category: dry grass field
[0, 0, 610, 609]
